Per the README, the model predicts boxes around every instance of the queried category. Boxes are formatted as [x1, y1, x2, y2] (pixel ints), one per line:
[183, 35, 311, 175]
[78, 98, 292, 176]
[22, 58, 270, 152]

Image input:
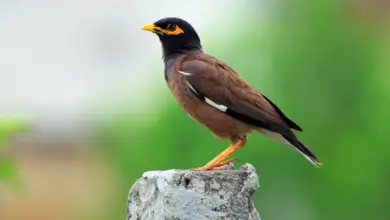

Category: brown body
[167, 52, 253, 143]
[167, 51, 292, 144]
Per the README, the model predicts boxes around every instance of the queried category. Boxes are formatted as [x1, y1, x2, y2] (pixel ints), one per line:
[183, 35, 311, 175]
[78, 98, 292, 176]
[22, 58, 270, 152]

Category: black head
[141, 17, 202, 58]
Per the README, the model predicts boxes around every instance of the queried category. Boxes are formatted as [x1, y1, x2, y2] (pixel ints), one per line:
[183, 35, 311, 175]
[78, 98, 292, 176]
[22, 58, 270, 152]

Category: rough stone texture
[127, 164, 260, 220]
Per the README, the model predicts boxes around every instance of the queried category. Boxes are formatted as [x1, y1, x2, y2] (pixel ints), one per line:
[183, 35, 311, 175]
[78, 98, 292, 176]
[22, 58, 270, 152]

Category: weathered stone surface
[127, 164, 260, 220]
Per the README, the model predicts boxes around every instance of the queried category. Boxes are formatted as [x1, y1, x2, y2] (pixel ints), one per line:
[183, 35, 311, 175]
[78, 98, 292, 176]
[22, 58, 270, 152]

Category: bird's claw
[215, 158, 240, 167]
[191, 158, 239, 171]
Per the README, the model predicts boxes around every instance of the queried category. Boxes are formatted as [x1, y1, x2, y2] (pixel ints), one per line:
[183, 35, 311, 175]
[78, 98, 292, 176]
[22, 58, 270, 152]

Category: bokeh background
[1, 0, 390, 219]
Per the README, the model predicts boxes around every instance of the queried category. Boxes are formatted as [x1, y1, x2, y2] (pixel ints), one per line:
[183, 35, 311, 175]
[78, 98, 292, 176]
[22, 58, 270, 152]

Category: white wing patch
[185, 80, 227, 112]
[178, 70, 193, 76]
[185, 81, 199, 95]
[204, 97, 227, 112]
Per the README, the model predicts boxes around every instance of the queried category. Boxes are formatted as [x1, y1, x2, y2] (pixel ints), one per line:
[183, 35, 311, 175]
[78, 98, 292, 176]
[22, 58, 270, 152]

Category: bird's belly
[193, 109, 252, 139]
[179, 94, 252, 139]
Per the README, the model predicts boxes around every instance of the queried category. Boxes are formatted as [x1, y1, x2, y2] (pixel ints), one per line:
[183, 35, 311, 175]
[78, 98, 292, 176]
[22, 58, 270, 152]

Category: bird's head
[141, 17, 202, 58]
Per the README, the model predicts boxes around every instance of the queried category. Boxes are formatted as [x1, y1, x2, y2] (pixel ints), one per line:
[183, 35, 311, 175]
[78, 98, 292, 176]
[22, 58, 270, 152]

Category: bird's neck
[163, 49, 202, 80]
[162, 46, 202, 63]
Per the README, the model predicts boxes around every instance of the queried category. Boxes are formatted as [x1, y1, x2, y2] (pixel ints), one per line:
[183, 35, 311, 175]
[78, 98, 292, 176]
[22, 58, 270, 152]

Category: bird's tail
[284, 136, 323, 167]
[258, 129, 323, 167]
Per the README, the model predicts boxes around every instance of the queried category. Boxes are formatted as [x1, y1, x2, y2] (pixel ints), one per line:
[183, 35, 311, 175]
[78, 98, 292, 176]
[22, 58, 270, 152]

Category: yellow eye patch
[164, 24, 184, 35]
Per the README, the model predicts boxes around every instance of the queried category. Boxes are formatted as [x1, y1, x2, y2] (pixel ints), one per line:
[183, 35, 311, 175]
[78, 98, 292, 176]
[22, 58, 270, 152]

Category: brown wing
[178, 53, 301, 140]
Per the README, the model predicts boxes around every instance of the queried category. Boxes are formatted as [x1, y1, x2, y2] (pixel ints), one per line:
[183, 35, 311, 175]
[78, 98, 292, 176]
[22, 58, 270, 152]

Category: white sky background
[0, 0, 262, 139]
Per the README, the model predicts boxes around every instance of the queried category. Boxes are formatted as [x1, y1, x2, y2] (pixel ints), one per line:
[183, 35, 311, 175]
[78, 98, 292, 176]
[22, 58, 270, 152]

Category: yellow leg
[193, 138, 247, 171]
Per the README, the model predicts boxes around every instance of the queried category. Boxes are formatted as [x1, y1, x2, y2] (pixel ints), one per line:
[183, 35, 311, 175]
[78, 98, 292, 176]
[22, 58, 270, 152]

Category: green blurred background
[1, 0, 390, 220]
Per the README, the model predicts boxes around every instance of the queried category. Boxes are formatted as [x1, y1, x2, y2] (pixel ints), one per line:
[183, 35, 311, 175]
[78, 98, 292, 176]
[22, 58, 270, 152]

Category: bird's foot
[215, 158, 240, 167]
[191, 138, 246, 171]
[191, 158, 240, 171]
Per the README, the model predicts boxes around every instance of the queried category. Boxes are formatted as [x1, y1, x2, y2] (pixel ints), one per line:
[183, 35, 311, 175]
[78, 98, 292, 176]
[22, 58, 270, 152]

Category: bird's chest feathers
[164, 54, 183, 80]
[167, 70, 191, 102]
[166, 70, 203, 115]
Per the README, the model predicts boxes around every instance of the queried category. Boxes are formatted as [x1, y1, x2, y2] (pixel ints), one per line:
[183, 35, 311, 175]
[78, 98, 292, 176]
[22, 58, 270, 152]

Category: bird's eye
[167, 24, 176, 31]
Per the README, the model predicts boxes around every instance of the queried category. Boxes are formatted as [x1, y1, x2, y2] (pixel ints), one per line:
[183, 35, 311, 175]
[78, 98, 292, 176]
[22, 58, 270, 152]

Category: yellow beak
[141, 24, 158, 33]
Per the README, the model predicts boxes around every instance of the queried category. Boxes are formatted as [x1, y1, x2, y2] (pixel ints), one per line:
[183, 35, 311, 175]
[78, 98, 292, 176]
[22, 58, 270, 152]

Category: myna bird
[141, 17, 322, 170]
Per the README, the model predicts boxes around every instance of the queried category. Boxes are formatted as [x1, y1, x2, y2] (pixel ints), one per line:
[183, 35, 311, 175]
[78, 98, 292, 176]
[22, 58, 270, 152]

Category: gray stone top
[127, 164, 260, 220]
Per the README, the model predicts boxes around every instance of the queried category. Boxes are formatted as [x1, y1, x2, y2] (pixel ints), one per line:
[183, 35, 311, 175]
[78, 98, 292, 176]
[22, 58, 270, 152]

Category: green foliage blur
[97, 1, 390, 220]
[0, 117, 28, 185]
